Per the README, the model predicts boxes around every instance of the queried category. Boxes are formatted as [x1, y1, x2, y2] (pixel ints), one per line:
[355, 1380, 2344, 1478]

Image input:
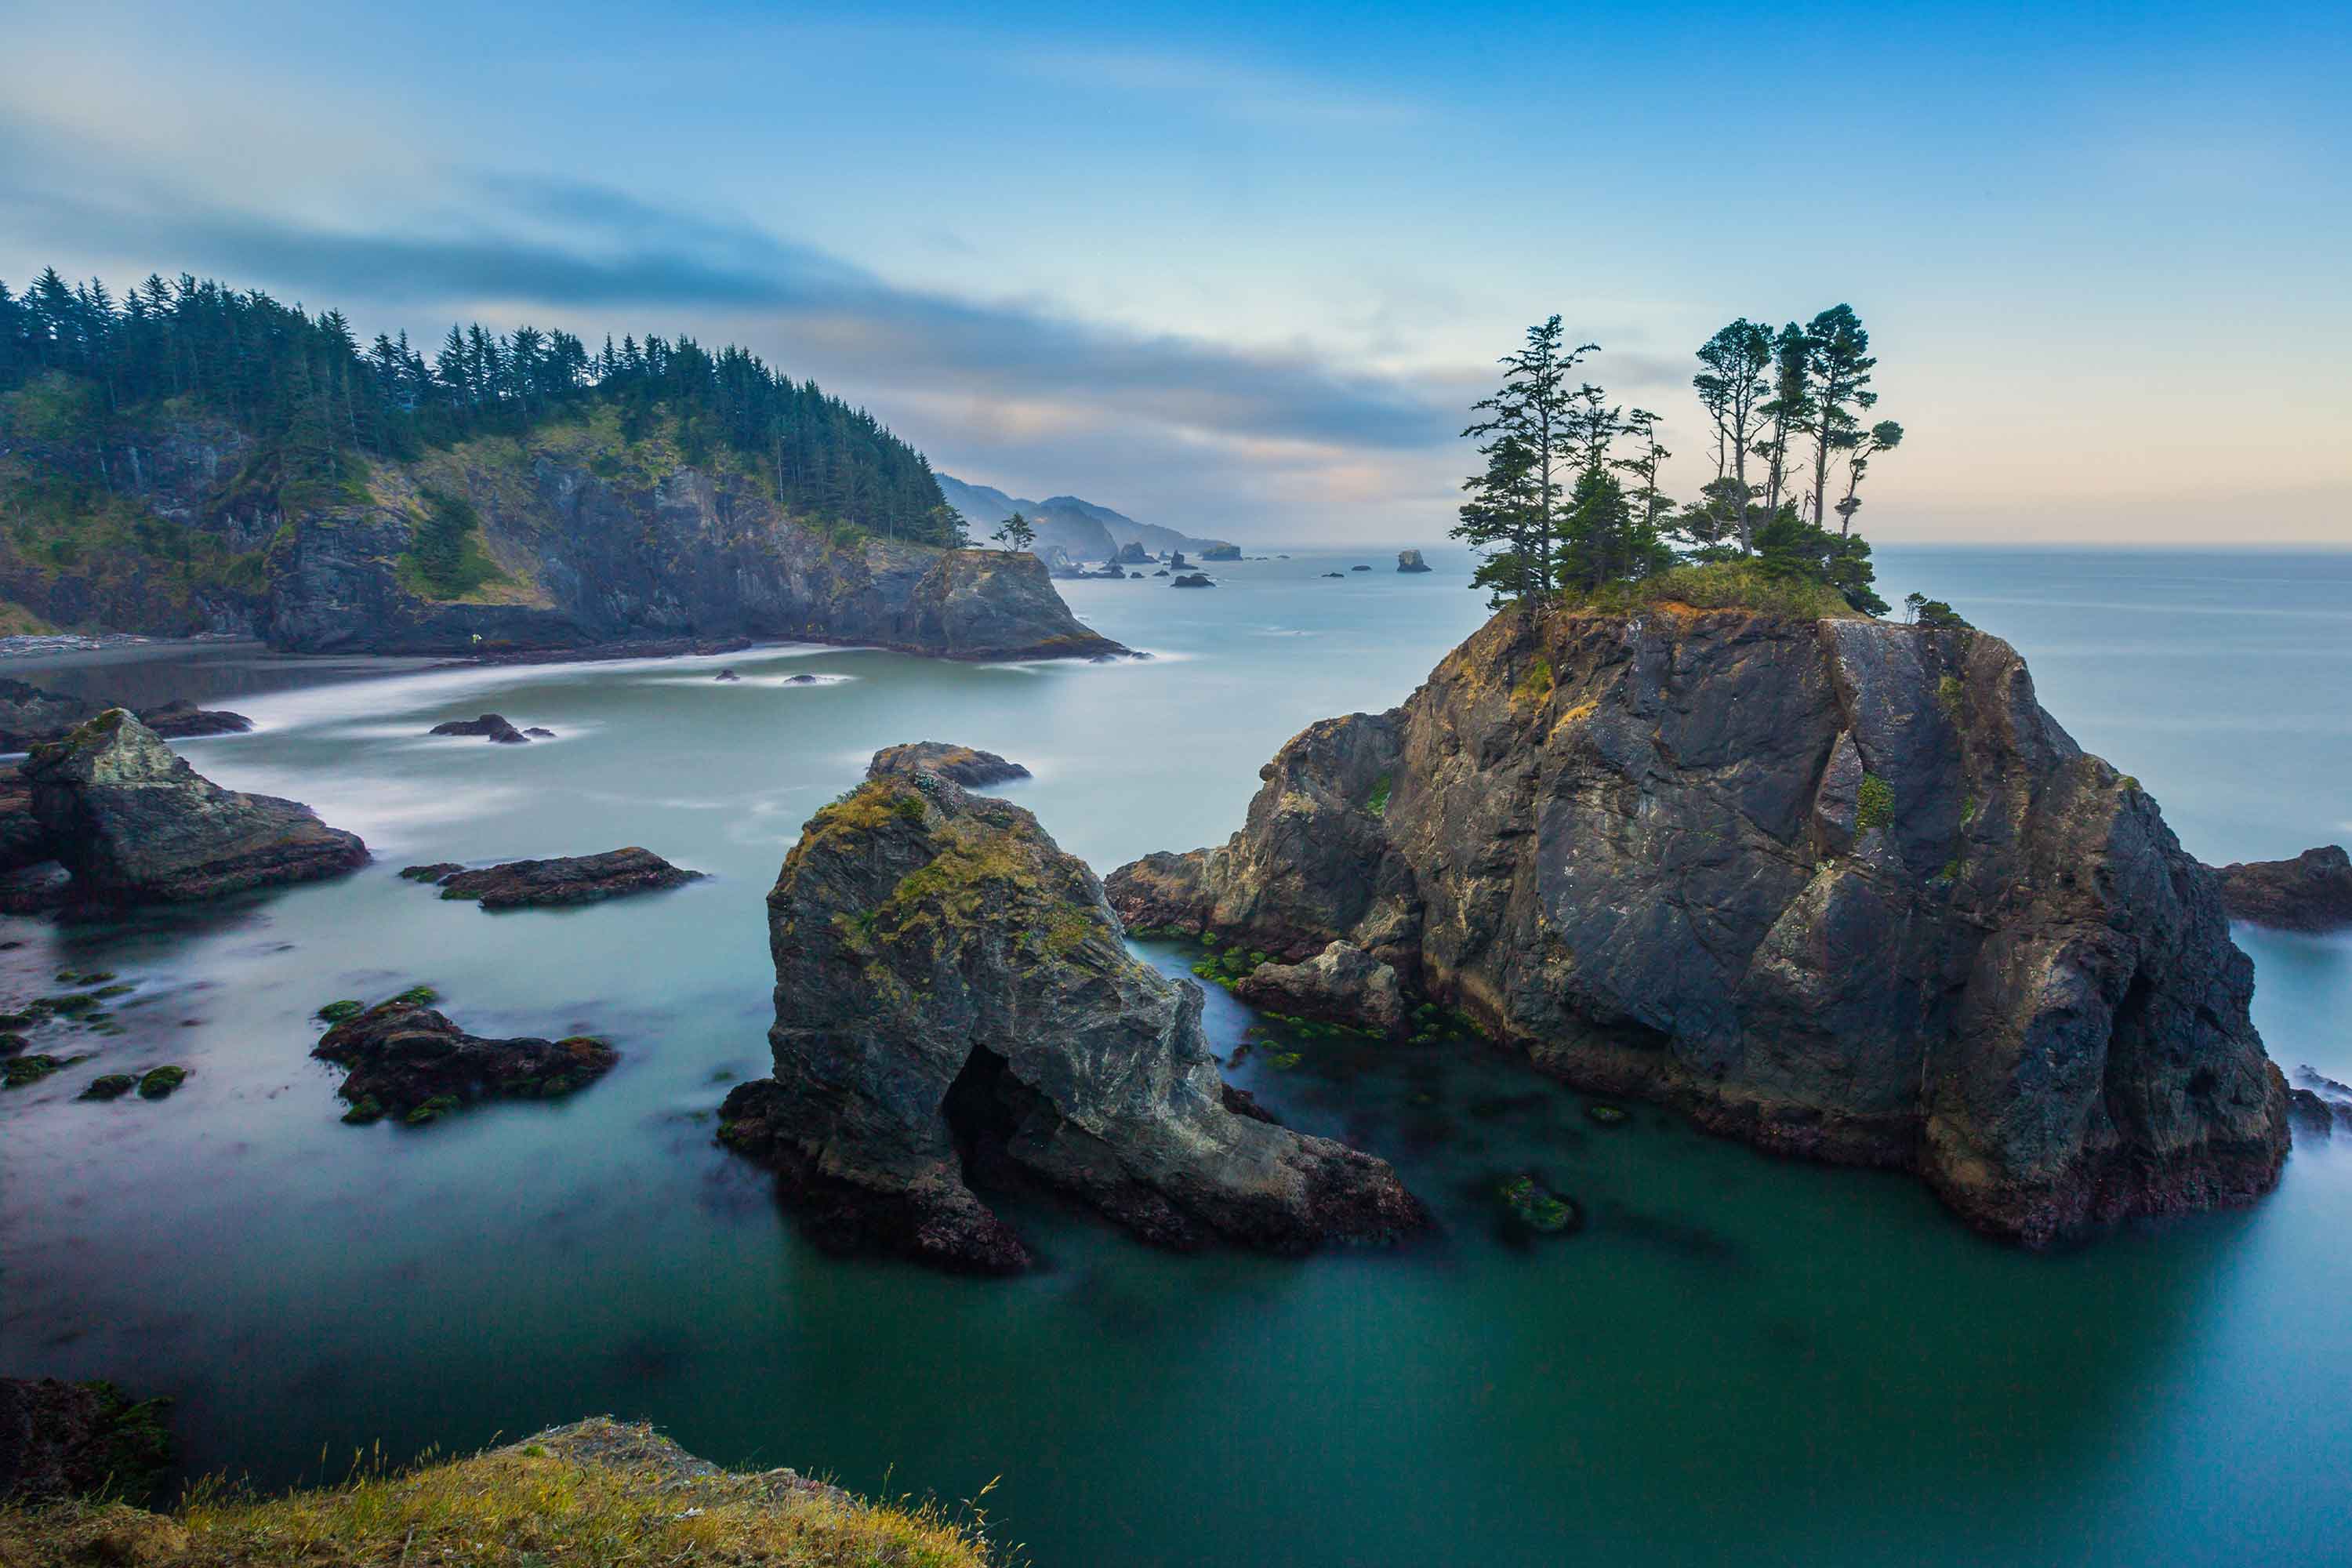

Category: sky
[3, 0, 2347, 546]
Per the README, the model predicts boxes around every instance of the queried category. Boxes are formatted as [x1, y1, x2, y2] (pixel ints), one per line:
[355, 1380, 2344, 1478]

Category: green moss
[393, 985, 439, 1007]
[1936, 673, 1965, 716]
[1366, 774, 1392, 817]
[91, 983, 135, 999]
[1960, 793, 1981, 826]
[5, 1053, 86, 1087]
[0, 1011, 34, 1028]
[1497, 1174, 1579, 1233]
[80, 1073, 138, 1101]
[2118, 775, 2140, 792]
[341, 1095, 386, 1124]
[0, 1031, 27, 1054]
[1586, 1103, 1628, 1126]
[318, 999, 365, 1023]
[1512, 657, 1555, 705]
[404, 1093, 463, 1126]
[136, 1065, 188, 1099]
[1265, 1051, 1303, 1070]
[33, 993, 103, 1015]
[1856, 772, 1895, 833]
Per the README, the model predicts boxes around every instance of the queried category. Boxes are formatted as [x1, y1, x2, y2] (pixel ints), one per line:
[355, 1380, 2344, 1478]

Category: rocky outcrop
[429, 713, 534, 743]
[1172, 573, 1214, 588]
[1, 677, 252, 750]
[1396, 550, 1432, 573]
[23, 710, 367, 902]
[264, 456, 1125, 660]
[314, 995, 617, 1123]
[402, 848, 705, 909]
[1232, 941, 1408, 1036]
[0, 1378, 173, 1502]
[866, 742, 1031, 789]
[2208, 845, 2352, 932]
[718, 768, 1424, 1272]
[1106, 604, 2290, 1246]
[1200, 544, 1241, 561]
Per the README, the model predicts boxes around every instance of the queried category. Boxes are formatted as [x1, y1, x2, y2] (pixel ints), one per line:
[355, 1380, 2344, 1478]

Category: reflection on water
[3, 546, 2350, 1568]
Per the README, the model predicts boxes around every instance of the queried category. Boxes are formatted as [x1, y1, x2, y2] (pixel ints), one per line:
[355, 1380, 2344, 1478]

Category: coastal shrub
[1856, 773, 1895, 832]
[1366, 774, 1393, 817]
[397, 486, 508, 601]
[318, 1000, 365, 1023]
[1569, 559, 1857, 621]
[1936, 674, 1965, 716]
[1512, 657, 1555, 705]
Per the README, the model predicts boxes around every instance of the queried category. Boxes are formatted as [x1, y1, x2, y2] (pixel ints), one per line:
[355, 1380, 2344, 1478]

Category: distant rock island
[936, 474, 1236, 561]
[1107, 603, 2291, 1246]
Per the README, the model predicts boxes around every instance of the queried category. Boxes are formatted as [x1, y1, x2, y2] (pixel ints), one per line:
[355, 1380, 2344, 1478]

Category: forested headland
[0, 267, 963, 548]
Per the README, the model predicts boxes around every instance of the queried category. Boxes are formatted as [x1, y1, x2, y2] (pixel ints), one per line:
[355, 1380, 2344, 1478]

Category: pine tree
[1692, 319, 1773, 552]
[1457, 317, 1592, 600]
[1802, 305, 1878, 528]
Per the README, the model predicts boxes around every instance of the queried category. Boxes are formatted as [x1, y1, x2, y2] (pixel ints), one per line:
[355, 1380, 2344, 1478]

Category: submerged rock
[720, 771, 1424, 1272]
[0, 1377, 174, 1502]
[715, 667, 741, 681]
[1232, 940, 1407, 1036]
[136, 699, 253, 738]
[429, 713, 532, 743]
[1497, 1173, 1580, 1235]
[314, 996, 617, 1123]
[1396, 549, 1433, 573]
[1107, 604, 2290, 1247]
[23, 710, 367, 903]
[405, 848, 706, 909]
[2208, 845, 2352, 932]
[865, 742, 1032, 789]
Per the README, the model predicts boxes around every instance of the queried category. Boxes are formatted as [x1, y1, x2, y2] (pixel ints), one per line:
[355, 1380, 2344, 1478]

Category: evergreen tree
[1457, 317, 1592, 599]
[1692, 319, 1773, 552]
[1802, 305, 1878, 528]
[1756, 322, 1811, 521]
[1455, 430, 1545, 607]
[990, 511, 1036, 551]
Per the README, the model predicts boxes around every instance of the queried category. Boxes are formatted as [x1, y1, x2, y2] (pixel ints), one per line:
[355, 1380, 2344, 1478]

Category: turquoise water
[2, 547, 2347, 1566]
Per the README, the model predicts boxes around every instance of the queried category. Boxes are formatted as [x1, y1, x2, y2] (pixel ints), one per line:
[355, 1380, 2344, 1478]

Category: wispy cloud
[1004, 45, 1429, 130]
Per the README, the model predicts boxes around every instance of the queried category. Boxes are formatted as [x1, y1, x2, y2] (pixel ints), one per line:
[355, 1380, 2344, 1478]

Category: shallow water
[3, 546, 2348, 1567]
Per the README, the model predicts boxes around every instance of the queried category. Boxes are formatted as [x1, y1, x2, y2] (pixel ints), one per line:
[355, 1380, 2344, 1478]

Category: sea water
[3, 546, 2347, 1567]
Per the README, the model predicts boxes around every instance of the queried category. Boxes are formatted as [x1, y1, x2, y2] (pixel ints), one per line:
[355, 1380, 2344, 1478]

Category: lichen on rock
[720, 764, 1424, 1272]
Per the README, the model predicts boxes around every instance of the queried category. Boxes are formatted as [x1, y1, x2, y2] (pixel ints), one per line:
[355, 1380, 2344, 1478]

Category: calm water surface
[4, 546, 2348, 1567]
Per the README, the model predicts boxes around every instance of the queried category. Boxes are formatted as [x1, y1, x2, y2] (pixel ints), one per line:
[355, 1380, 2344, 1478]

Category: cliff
[1106, 604, 2290, 1245]
[2, 408, 1123, 660]
[720, 757, 1423, 1271]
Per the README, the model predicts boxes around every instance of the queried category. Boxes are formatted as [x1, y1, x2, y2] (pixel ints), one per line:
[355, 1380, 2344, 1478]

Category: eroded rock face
[403, 848, 706, 909]
[2208, 845, 2352, 932]
[267, 462, 1127, 662]
[1396, 550, 1432, 573]
[866, 742, 1031, 789]
[314, 996, 617, 1123]
[720, 768, 1424, 1272]
[1105, 606, 2290, 1245]
[0, 677, 252, 750]
[430, 713, 532, 743]
[23, 710, 367, 902]
[0, 1377, 172, 1502]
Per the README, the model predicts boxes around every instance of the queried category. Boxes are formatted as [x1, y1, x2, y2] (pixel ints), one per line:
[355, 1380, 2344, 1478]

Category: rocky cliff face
[266, 457, 1123, 659]
[2, 417, 1122, 659]
[720, 760, 1424, 1271]
[1106, 604, 2290, 1245]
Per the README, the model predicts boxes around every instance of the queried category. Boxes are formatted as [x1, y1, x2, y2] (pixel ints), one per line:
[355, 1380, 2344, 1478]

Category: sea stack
[718, 760, 1424, 1272]
[1396, 549, 1432, 573]
[1105, 604, 2290, 1246]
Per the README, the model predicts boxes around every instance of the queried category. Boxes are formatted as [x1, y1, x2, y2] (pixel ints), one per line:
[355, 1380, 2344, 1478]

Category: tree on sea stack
[1454, 315, 1592, 604]
[989, 510, 1036, 552]
[1693, 318, 1774, 550]
[1802, 305, 1879, 528]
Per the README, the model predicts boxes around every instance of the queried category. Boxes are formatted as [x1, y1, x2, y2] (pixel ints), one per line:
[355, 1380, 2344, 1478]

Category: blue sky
[4, 0, 2346, 543]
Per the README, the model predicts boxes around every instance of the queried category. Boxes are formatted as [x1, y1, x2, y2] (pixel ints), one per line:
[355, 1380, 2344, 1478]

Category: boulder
[0, 763, 53, 873]
[430, 713, 532, 743]
[0, 679, 251, 749]
[866, 742, 1031, 789]
[22, 710, 367, 902]
[1106, 605, 2289, 1246]
[718, 771, 1424, 1272]
[403, 848, 706, 909]
[1171, 573, 1214, 589]
[314, 995, 618, 1123]
[715, 668, 741, 682]
[2207, 845, 2352, 932]
[1232, 941, 1409, 1036]
[1396, 550, 1433, 573]
[0, 1377, 172, 1502]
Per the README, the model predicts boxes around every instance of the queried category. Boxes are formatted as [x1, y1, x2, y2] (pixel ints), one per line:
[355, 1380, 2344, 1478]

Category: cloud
[0, 132, 1455, 463]
[1003, 45, 1429, 130]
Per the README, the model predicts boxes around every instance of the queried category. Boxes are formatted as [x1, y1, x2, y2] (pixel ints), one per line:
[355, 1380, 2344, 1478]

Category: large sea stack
[22, 710, 367, 902]
[1106, 604, 2291, 1245]
[720, 763, 1423, 1272]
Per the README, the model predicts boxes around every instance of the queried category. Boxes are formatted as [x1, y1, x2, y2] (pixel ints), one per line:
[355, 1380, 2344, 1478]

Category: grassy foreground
[0, 1419, 1007, 1568]
[1564, 558, 1864, 620]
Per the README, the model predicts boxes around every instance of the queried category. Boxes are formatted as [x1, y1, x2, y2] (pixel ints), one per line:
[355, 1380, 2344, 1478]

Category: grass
[1365, 773, 1392, 818]
[0, 1418, 1004, 1568]
[1856, 772, 1895, 833]
[393, 486, 511, 601]
[1564, 560, 1861, 621]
